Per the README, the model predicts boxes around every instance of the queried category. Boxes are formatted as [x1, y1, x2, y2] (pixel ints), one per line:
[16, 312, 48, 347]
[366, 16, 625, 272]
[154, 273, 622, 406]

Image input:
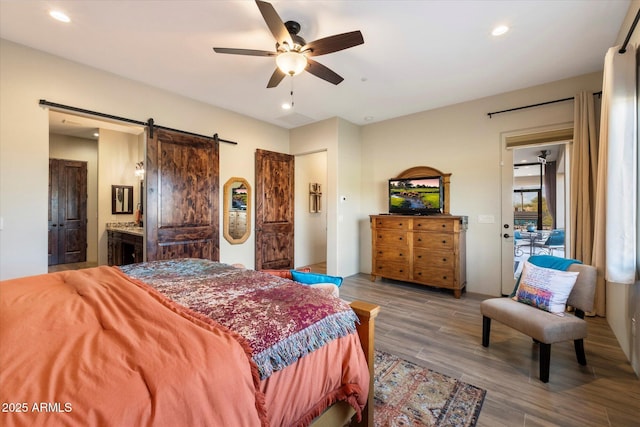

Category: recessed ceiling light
[49, 10, 71, 23]
[281, 103, 292, 110]
[492, 25, 509, 36]
[93, 132, 99, 138]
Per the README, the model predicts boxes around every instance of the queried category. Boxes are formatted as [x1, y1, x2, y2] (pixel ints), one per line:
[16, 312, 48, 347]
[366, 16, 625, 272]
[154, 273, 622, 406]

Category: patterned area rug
[374, 351, 486, 427]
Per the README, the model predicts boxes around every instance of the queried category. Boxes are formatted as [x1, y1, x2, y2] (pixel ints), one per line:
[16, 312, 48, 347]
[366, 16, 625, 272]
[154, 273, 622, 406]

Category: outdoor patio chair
[535, 229, 565, 256]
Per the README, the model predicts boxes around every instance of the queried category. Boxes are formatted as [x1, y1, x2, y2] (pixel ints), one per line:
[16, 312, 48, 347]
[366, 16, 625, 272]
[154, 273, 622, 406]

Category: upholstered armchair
[480, 262, 596, 382]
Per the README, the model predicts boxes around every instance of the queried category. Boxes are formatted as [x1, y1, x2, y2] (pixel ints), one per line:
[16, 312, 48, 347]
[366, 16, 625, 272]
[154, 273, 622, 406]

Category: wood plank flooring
[339, 273, 640, 427]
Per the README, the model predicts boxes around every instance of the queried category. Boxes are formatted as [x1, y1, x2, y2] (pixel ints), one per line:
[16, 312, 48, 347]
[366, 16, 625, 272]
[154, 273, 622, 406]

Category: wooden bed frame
[311, 300, 380, 427]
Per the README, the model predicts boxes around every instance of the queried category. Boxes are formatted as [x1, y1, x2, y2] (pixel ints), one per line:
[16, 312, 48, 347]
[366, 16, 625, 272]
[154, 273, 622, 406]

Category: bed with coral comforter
[0, 258, 370, 427]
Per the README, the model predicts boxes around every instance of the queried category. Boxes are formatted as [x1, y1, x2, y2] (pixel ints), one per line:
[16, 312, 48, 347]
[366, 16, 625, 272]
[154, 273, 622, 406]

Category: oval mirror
[223, 177, 251, 244]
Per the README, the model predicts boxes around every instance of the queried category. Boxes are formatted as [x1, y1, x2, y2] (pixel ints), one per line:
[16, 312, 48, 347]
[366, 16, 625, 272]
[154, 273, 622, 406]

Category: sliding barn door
[255, 149, 294, 270]
[146, 129, 219, 261]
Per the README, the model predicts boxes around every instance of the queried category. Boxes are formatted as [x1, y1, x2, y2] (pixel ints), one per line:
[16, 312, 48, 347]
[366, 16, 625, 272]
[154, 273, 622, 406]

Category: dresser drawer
[413, 248, 455, 269]
[413, 232, 454, 250]
[374, 217, 410, 230]
[374, 260, 410, 280]
[375, 230, 409, 247]
[375, 245, 410, 262]
[413, 266, 455, 288]
[413, 218, 455, 232]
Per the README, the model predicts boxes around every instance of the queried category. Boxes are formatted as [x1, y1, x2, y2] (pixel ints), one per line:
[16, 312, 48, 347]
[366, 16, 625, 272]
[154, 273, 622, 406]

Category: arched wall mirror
[223, 177, 251, 244]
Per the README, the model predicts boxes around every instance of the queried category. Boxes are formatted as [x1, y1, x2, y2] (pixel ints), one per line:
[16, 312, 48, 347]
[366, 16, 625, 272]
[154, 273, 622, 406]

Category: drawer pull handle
[399, 269, 404, 272]
[417, 238, 422, 242]
[417, 255, 422, 259]
[442, 240, 446, 244]
[443, 276, 447, 279]
[442, 258, 447, 262]
[399, 254, 403, 257]
[418, 272, 422, 275]
[399, 237, 403, 241]
[441, 224, 446, 228]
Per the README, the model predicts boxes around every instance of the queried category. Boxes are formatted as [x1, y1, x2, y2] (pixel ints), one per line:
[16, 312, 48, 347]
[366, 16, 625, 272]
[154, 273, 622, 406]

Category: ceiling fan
[213, 0, 364, 88]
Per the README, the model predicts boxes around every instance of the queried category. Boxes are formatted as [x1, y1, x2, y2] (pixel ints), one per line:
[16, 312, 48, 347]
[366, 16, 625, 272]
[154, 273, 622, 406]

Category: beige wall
[359, 71, 603, 296]
[336, 119, 362, 276]
[0, 39, 289, 279]
[290, 117, 362, 277]
[290, 119, 340, 274]
[97, 128, 141, 265]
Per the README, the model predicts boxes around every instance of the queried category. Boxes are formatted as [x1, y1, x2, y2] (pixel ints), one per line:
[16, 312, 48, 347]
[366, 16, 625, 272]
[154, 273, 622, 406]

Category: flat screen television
[388, 176, 443, 215]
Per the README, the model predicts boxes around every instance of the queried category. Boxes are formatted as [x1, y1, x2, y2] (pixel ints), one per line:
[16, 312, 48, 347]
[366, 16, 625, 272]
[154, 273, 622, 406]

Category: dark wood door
[255, 149, 294, 270]
[48, 159, 88, 265]
[145, 128, 219, 261]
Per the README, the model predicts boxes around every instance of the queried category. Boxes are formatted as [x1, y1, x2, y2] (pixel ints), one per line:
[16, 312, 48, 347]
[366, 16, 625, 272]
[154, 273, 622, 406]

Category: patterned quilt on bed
[120, 258, 358, 379]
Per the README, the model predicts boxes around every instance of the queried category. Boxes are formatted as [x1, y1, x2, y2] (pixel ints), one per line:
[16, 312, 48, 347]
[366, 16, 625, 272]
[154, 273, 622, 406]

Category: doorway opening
[500, 124, 573, 294]
[512, 144, 569, 279]
[294, 150, 328, 274]
[47, 110, 144, 272]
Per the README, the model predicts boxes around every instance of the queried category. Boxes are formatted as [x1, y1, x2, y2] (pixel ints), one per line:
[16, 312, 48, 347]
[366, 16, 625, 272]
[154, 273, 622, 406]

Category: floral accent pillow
[513, 261, 579, 314]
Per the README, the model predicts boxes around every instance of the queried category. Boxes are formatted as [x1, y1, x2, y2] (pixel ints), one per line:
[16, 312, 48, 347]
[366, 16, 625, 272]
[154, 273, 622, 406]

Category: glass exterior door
[513, 189, 542, 230]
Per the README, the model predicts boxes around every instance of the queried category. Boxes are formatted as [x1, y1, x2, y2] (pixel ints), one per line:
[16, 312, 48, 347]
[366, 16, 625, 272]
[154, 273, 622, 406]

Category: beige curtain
[586, 43, 638, 316]
[570, 92, 603, 313]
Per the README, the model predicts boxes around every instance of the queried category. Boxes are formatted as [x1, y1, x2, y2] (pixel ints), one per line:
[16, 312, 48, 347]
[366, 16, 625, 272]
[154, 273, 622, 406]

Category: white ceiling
[0, 0, 631, 131]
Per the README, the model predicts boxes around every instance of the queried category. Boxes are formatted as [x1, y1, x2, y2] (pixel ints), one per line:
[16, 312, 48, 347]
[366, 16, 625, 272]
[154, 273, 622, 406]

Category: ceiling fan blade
[255, 0, 293, 47]
[302, 31, 364, 57]
[267, 68, 286, 88]
[305, 59, 344, 85]
[213, 47, 276, 57]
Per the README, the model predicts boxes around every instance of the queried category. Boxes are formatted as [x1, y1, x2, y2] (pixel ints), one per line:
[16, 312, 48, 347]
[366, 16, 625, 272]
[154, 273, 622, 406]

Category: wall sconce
[135, 161, 145, 179]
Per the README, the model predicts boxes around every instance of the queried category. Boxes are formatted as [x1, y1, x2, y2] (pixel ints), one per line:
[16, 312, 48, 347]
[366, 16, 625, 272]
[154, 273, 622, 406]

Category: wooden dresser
[370, 214, 467, 298]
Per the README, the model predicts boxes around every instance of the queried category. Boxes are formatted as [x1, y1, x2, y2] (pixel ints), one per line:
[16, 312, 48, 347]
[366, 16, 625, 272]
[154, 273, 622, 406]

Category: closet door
[145, 128, 219, 261]
[48, 159, 88, 265]
[255, 149, 294, 270]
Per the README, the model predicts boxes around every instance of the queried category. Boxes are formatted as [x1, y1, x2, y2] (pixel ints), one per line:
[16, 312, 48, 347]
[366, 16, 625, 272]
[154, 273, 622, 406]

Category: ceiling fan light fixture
[276, 51, 307, 76]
